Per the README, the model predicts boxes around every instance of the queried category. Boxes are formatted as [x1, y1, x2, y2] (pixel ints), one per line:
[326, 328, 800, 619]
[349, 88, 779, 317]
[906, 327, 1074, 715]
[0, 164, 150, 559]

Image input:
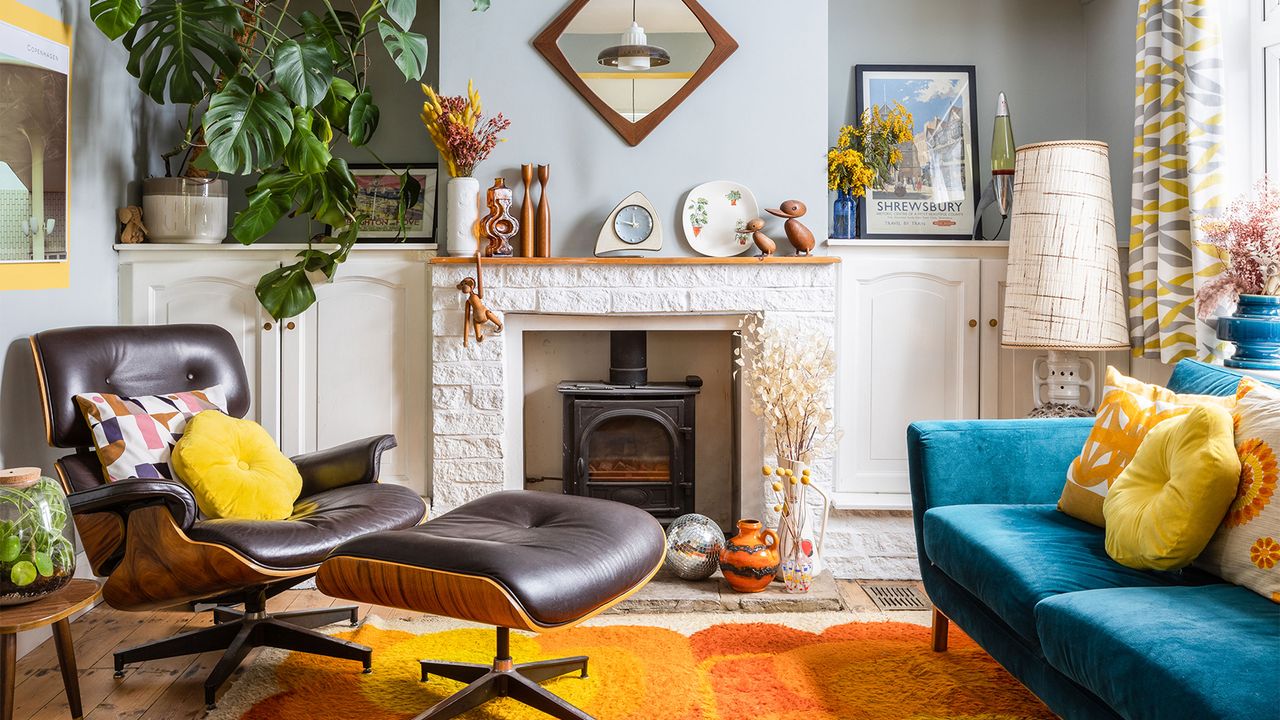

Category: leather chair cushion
[187, 483, 426, 570]
[326, 491, 666, 627]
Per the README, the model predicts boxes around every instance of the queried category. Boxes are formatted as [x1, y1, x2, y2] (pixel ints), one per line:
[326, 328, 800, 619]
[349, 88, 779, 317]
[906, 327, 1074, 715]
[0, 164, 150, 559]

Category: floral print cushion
[1058, 366, 1236, 527]
[1196, 380, 1280, 603]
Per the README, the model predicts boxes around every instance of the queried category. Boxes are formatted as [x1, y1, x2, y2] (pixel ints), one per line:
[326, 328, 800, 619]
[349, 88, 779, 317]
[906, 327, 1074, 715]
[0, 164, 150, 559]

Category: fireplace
[559, 331, 701, 524]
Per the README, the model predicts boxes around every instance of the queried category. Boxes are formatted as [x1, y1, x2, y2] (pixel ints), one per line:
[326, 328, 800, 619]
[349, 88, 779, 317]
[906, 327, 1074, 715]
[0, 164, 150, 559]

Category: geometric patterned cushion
[1196, 381, 1280, 603]
[1059, 366, 1236, 527]
[73, 385, 227, 483]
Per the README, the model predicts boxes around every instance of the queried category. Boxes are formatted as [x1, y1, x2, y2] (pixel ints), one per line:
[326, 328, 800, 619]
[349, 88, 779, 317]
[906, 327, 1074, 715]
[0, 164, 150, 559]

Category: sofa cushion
[1036, 584, 1279, 720]
[923, 504, 1214, 647]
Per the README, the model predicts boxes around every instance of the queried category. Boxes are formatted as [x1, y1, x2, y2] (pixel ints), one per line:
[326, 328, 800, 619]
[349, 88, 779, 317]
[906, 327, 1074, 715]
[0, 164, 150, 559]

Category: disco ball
[664, 514, 726, 580]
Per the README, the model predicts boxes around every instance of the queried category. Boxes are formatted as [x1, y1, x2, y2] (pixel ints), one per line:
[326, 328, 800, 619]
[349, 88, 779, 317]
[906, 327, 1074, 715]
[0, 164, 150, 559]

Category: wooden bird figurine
[767, 200, 816, 256]
[458, 253, 503, 346]
[744, 218, 776, 259]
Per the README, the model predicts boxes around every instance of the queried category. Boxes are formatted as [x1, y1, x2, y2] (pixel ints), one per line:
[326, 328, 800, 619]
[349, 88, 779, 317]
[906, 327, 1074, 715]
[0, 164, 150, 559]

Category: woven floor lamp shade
[1002, 141, 1129, 350]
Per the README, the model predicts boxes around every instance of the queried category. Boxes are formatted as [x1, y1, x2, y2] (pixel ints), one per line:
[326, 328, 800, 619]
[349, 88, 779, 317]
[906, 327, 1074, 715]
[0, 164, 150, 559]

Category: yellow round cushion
[171, 411, 302, 521]
[1103, 404, 1241, 571]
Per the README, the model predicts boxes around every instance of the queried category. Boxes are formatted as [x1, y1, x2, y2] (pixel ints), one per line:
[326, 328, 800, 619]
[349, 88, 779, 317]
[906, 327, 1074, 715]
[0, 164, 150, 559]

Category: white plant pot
[447, 176, 482, 256]
[142, 178, 228, 244]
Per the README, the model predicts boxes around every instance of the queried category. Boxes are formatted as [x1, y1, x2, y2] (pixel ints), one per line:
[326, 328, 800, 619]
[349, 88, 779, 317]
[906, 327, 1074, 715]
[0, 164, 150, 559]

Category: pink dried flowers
[1195, 177, 1280, 319]
[420, 80, 510, 178]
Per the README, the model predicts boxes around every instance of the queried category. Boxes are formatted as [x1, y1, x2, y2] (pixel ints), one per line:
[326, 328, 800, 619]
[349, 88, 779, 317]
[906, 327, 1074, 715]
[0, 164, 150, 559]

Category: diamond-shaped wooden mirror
[534, 0, 738, 146]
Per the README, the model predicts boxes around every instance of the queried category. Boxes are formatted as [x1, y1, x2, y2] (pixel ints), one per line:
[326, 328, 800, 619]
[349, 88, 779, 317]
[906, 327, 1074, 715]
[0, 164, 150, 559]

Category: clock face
[613, 204, 654, 245]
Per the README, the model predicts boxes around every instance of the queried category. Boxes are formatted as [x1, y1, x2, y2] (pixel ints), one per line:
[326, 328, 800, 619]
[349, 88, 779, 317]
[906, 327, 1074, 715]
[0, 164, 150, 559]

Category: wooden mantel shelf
[428, 255, 839, 265]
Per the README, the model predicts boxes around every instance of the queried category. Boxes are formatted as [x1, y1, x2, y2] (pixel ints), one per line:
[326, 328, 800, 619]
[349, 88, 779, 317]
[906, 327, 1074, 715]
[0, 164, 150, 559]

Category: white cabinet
[118, 245, 433, 493]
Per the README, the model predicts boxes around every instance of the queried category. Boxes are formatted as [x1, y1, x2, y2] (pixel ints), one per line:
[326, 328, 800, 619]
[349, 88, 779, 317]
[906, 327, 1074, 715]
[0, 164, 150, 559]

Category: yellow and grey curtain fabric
[1127, 0, 1228, 363]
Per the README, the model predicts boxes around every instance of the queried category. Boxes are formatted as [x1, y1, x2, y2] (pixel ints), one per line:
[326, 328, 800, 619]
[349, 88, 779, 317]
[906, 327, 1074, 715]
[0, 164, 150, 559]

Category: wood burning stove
[559, 331, 701, 524]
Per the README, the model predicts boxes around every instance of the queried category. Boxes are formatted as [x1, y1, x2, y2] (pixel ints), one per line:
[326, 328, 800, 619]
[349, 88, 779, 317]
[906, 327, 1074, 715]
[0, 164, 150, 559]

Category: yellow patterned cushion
[1102, 405, 1241, 570]
[1059, 367, 1236, 527]
[171, 411, 302, 521]
[1196, 381, 1280, 603]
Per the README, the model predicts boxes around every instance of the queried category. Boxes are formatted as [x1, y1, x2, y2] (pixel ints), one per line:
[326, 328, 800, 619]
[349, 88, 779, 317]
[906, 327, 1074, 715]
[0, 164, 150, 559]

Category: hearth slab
[607, 570, 844, 614]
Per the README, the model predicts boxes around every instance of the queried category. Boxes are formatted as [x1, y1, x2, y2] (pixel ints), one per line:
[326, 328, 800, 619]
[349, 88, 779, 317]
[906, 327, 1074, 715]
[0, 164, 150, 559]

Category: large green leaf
[256, 263, 316, 320]
[90, 0, 141, 40]
[298, 9, 360, 66]
[203, 76, 295, 174]
[284, 109, 333, 175]
[377, 19, 428, 82]
[273, 39, 333, 108]
[122, 0, 243, 103]
[396, 172, 421, 233]
[347, 91, 379, 146]
[383, 0, 416, 31]
[317, 77, 357, 132]
[232, 189, 291, 244]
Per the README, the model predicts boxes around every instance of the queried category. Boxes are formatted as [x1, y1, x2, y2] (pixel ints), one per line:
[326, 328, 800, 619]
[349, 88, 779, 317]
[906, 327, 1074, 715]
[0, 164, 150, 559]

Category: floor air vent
[860, 582, 931, 611]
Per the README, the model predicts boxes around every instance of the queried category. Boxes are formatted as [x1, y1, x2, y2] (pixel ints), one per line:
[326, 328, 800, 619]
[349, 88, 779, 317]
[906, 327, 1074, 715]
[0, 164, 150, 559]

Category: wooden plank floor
[13, 591, 415, 720]
[15, 582, 926, 719]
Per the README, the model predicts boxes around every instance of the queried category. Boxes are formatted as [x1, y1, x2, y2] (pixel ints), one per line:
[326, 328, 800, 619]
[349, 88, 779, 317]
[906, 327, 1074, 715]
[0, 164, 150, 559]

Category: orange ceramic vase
[719, 519, 780, 593]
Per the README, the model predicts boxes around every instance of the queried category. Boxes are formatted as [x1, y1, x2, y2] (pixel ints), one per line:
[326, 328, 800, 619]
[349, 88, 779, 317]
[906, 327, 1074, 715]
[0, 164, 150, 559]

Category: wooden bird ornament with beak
[767, 200, 816, 256]
[459, 253, 503, 346]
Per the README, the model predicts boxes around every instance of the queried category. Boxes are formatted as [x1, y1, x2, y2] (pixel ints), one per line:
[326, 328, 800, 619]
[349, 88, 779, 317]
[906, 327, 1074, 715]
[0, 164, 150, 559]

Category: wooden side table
[0, 579, 100, 720]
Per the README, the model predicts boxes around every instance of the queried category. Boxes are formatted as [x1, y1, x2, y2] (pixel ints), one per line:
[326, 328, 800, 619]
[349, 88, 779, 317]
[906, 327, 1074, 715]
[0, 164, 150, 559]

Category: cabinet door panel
[836, 258, 980, 500]
[126, 260, 280, 440]
[283, 259, 427, 492]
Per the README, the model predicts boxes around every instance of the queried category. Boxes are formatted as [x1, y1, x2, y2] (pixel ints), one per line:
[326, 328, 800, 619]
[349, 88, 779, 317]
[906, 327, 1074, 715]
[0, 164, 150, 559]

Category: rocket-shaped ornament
[973, 92, 1015, 239]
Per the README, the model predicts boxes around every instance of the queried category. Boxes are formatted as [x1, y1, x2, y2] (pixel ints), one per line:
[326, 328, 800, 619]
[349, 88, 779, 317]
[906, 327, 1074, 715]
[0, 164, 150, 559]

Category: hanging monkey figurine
[458, 252, 503, 346]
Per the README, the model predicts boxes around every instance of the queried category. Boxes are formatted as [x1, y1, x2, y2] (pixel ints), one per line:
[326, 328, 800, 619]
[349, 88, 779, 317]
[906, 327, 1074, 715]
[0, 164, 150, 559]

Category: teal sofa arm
[907, 418, 1093, 567]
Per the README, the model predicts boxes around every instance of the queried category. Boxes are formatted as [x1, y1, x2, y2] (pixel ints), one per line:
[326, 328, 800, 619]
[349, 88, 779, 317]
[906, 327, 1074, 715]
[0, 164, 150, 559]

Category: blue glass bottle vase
[1218, 294, 1280, 370]
[832, 189, 856, 239]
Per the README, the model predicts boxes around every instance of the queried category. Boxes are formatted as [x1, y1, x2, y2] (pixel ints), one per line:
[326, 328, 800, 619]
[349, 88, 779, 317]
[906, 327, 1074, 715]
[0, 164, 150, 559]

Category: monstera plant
[90, 0, 492, 318]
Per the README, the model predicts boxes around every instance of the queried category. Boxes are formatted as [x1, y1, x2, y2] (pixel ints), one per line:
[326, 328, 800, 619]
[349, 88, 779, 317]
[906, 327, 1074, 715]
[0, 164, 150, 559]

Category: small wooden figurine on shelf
[535, 164, 551, 257]
[767, 200, 816, 256]
[519, 164, 536, 257]
[117, 206, 148, 244]
[743, 218, 776, 259]
[458, 252, 503, 346]
[480, 178, 518, 257]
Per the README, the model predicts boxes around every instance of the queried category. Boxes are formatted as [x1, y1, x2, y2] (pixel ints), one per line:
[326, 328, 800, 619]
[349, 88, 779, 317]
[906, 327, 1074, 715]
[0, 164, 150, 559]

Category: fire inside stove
[586, 416, 672, 482]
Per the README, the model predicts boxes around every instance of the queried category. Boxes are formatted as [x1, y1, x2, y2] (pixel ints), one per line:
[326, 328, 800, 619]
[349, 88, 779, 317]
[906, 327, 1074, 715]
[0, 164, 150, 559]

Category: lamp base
[1026, 402, 1094, 419]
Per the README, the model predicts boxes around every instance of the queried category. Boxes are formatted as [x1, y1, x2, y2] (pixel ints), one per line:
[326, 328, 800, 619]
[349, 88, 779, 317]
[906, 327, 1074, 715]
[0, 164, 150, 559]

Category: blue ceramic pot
[832, 189, 856, 239]
[1218, 294, 1280, 369]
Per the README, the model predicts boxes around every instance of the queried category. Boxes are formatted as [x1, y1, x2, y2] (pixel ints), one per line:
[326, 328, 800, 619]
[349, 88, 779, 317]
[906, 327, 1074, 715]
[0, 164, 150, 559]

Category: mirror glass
[556, 0, 713, 123]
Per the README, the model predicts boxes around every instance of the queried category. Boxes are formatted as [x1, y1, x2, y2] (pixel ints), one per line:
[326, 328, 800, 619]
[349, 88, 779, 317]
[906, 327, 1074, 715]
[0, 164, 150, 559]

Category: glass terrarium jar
[0, 468, 75, 605]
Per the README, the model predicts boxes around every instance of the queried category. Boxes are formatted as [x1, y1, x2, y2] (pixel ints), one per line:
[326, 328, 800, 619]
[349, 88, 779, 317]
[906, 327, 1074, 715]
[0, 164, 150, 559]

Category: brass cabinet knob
[989, 318, 999, 328]
[968, 319, 978, 328]
[286, 321, 297, 331]
[263, 322, 273, 331]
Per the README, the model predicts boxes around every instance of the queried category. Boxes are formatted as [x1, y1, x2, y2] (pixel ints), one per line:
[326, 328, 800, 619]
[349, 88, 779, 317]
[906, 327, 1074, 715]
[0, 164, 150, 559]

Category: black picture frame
[329, 162, 439, 243]
[853, 64, 981, 240]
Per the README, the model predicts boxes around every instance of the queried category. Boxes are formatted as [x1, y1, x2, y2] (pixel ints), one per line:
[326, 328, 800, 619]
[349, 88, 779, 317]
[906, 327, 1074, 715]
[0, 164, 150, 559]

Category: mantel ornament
[458, 253, 504, 346]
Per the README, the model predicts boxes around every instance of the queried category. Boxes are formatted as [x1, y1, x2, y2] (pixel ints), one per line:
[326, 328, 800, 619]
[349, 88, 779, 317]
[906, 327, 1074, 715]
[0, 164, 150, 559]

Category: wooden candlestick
[535, 164, 551, 258]
[519, 164, 535, 257]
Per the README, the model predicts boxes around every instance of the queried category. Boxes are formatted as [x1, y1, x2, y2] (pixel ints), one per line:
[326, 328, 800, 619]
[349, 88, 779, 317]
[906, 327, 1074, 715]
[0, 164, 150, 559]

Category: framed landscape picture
[338, 163, 438, 242]
[854, 65, 979, 239]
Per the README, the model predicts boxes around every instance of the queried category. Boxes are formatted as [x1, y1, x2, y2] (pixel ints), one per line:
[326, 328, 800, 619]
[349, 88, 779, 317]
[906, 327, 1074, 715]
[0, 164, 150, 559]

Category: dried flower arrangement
[420, 80, 511, 178]
[735, 312, 838, 464]
[828, 102, 914, 197]
[736, 313, 838, 576]
[1195, 178, 1280, 319]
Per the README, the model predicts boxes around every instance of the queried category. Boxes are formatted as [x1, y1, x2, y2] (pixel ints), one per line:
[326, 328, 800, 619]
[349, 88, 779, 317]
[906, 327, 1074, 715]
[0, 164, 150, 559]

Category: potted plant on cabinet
[89, 0, 494, 318]
[828, 102, 913, 239]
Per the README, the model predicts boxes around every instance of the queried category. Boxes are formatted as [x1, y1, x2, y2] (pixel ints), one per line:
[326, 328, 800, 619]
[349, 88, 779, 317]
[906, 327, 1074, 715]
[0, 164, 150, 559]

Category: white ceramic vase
[142, 178, 228, 244]
[447, 176, 482, 256]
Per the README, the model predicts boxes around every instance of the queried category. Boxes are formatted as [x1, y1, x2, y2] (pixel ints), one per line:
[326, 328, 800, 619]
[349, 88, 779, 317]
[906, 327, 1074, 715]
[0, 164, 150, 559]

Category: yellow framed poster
[0, 0, 71, 290]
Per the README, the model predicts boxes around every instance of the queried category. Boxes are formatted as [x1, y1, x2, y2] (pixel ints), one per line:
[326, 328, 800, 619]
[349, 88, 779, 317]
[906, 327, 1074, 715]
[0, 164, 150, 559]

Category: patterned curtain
[1127, 0, 1228, 363]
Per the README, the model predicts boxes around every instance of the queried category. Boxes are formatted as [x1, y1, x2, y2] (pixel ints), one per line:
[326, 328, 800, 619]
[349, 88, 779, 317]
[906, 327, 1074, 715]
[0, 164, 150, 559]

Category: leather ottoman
[317, 490, 666, 720]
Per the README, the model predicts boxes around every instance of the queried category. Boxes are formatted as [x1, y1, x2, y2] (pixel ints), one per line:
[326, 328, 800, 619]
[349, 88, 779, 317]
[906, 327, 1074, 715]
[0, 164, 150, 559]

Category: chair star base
[415, 628, 591, 720]
[111, 586, 371, 709]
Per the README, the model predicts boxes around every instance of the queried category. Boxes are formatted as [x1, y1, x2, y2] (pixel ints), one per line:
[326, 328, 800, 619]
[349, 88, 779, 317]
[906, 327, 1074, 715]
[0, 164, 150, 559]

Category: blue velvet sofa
[908, 360, 1280, 720]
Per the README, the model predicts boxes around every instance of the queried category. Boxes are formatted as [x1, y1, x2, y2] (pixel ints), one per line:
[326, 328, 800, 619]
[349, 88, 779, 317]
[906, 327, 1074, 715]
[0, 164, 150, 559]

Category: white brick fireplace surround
[429, 256, 917, 579]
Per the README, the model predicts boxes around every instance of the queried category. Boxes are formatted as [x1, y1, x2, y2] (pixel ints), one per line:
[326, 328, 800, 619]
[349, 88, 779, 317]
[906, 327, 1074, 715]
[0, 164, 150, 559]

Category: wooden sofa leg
[931, 608, 949, 652]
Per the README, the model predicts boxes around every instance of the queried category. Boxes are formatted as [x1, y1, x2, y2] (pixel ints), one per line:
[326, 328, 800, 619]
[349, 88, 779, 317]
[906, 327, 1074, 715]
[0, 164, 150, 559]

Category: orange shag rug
[226, 620, 1053, 719]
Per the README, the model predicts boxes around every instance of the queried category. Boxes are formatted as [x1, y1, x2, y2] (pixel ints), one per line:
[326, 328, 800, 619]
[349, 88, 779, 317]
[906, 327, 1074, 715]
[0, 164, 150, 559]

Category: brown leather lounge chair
[28, 324, 428, 709]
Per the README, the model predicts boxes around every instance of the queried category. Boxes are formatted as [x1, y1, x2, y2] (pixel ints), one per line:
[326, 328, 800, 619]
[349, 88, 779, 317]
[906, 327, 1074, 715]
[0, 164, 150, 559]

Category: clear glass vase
[0, 471, 76, 605]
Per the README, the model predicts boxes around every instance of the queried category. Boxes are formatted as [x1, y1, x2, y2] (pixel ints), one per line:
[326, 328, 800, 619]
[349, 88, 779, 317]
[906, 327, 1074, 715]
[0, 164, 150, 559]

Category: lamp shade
[1001, 141, 1129, 350]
